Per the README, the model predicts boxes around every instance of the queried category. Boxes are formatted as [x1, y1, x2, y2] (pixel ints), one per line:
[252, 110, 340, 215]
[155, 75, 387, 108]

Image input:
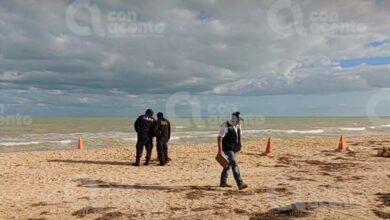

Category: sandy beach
[0, 136, 389, 220]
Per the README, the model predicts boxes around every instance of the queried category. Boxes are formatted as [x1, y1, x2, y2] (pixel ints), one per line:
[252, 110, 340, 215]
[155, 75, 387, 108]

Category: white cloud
[0, 0, 390, 115]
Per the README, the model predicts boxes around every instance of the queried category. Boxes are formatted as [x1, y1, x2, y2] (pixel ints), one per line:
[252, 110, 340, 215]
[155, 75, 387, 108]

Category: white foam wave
[0, 141, 41, 146]
[285, 129, 324, 134]
[244, 129, 324, 134]
[0, 140, 72, 146]
[54, 140, 72, 145]
[338, 127, 366, 131]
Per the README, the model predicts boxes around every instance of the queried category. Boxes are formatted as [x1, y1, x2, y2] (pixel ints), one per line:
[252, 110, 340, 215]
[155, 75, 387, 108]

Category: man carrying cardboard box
[217, 112, 248, 190]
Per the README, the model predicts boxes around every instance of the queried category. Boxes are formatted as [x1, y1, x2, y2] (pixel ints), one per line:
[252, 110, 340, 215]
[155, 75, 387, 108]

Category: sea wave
[0, 141, 41, 146]
[285, 129, 324, 134]
[175, 126, 187, 129]
[338, 127, 366, 131]
[244, 129, 324, 134]
[0, 140, 72, 146]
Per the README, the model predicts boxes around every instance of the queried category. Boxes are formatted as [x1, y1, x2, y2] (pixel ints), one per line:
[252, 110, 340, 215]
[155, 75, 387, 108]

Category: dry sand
[0, 136, 389, 220]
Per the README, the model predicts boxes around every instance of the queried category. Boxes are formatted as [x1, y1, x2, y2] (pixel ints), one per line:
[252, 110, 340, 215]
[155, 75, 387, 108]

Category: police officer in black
[133, 109, 156, 166]
[217, 112, 248, 190]
[153, 112, 171, 166]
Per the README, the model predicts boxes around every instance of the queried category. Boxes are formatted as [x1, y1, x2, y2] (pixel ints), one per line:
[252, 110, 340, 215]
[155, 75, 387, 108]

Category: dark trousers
[135, 133, 153, 164]
[220, 151, 243, 187]
[156, 138, 169, 164]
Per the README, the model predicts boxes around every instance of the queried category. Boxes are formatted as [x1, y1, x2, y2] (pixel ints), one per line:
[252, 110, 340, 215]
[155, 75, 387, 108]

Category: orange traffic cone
[77, 137, 83, 150]
[262, 137, 272, 156]
[337, 135, 344, 152]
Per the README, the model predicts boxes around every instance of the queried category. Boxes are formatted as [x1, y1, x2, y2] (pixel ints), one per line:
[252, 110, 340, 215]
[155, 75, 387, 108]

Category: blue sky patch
[340, 56, 390, 68]
[367, 39, 390, 47]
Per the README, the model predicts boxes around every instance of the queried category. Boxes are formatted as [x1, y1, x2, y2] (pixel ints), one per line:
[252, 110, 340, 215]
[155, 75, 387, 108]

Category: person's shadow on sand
[48, 159, 132, 166]
[70, 178, 223, 192]
[84, 184, 221, 192]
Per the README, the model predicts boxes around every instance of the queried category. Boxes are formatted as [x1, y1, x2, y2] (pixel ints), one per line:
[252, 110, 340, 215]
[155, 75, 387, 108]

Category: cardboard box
[216, 152, 229, 168]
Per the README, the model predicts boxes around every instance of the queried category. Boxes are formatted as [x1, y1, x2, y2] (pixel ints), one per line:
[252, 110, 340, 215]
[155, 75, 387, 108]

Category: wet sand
[0, 136, 389, 219]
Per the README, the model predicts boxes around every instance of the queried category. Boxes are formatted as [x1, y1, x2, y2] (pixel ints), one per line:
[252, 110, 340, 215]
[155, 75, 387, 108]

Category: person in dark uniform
[217, 112, 248, 190]
[133, 109, 156, 166]
[153, 112, 171, 166]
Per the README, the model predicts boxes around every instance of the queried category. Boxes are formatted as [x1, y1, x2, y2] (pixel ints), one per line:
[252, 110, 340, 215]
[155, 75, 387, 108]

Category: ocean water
[0, 117, 390, 153]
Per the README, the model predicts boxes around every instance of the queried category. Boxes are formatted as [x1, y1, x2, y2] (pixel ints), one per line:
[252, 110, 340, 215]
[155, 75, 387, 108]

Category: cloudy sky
[0, 0, 390, 117]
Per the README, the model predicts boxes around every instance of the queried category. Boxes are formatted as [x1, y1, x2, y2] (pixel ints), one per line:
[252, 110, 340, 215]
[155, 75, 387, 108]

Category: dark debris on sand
[250, 201, 358, 220]
[72, 206, 113, 218]
[299, 160, 358, 172]
[376, 193, 390, 207]
[30, 202, 51, 207]
[234, 208, 251, 215]
[184, 190, 207, 200]
[372, 209, 390, 219]
[72, 178, 111, 187]
[95, 211, 123, 220]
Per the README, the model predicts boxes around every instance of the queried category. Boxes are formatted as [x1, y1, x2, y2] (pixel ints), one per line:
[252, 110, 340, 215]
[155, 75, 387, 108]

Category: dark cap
[232, 111, 243, 121]
[145, 109, 154, 116]
[157, 112, 163, 119]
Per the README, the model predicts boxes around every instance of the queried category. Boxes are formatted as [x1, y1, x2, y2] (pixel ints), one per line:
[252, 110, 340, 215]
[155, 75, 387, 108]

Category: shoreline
[1, 134, 390, 154]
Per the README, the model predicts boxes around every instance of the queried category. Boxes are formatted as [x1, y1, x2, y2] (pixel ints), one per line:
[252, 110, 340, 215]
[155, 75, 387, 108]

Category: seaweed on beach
[372, 209, 390, 219]
[185, 190, 206, 200]
[221, 187, 283, 196]
[287, 176, 316, 181]
[250, 201, 358, 220]
[30, 202, 55, 207]
[72, 206, 113, 218]
[277, 156, 294, 165]
[191, 207, 209, 212]
[317, 184, 341, 189]
[72, 178, 110, 187]
[170, 207, 186, 211]
[334, 175, 364, 182]
[299, 160, 358, 172]
[250, 204, 312, 219]
[234, 208, 250, 214]
[95, 211, 123, 220]
[376, 193, 390, 207]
